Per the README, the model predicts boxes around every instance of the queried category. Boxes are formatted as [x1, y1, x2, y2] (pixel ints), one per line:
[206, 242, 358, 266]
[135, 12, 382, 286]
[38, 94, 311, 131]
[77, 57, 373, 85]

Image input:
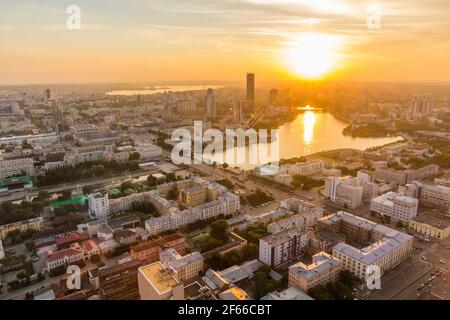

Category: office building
[159, 248, 203, 282]
[0, 217, 45, 240]
[370, 192, 419, 224]
[98, 259, 141, 300]
[204, 88, 216, 119]
[0, 158, 35, 179]
[410, 210, 450, 240]
[324, 177, 364, 209]
[259, 227, 309, 268]
[246, 73, 255, 114]
[138, 262, 184, 300]
[318, 212, 414, 281]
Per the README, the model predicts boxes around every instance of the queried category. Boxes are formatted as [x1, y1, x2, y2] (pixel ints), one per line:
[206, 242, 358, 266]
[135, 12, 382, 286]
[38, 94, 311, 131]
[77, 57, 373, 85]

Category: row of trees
[308, 270, 358, 300]
[204, 243, 258, 270]
[35, 160, 140, 187]
[291, 175, 324, 190]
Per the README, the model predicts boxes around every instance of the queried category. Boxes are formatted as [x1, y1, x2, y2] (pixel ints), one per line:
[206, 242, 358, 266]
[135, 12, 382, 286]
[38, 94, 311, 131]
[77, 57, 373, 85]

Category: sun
[285, 33, 341, 79]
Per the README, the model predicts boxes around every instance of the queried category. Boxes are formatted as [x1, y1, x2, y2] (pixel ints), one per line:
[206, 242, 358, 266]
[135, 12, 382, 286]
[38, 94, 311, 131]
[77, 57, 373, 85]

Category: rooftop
[412, 211, 450, 230]
[139, 262, 180, 294]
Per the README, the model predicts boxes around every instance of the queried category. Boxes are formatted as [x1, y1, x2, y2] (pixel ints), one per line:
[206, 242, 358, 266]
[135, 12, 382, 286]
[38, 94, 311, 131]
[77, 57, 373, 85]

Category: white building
[135, 144, 162, 161]
[0, 239, 4, 259]
[0, 158, 35, 179]
[204, 88, 216, 119]
[288, 251, 342, 292]
[259, 228, 309, 268]
[138, 262, 185, 300]
[280, 198, 324, 228]
[46, 248, 85, 270]
[324, 177, 364, 209]
[370, 192, 418, 224]
[286, 160, 324, 176]
[159, 248, 203, 282]
[88, 193, 110, 220]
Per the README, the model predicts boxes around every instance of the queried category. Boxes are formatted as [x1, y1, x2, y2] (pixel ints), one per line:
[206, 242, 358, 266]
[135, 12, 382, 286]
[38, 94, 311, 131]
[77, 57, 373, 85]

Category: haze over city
[0, 0, 450, 308]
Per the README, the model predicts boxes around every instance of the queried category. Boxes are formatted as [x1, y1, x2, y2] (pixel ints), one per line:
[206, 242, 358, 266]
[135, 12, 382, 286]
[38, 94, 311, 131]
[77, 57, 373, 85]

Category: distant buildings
[410, 97, 433, 115]
[0, 158, 35, 179]
[259, 227, 309, 268]
[370, 191, 419, 224]
[0, 217, 45, 240]
[288, 251, 342, 292]
[246, 73, 255, 114]
[232, 99, 244, 123]
[374, 164, 439, 186]
[204, 88, 216, 120]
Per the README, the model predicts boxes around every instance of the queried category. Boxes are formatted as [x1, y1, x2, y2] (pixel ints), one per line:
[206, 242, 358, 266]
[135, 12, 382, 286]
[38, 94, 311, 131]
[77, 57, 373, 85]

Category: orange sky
[1, 0, 450, 84]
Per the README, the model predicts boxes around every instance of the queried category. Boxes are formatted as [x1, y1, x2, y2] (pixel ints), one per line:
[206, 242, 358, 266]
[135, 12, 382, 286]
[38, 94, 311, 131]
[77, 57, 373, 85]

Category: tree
[82, 185, 93, 194]
[167, 186, 178, 200]
[24, 240, 36, 253]
[129, 152, 141, 161]
[210, 220, 229, 242]
[90, 254, 101, 264]
[250, 266, 278, 299]
[57, 189, 72, 201]
[396, 221, 405, 229]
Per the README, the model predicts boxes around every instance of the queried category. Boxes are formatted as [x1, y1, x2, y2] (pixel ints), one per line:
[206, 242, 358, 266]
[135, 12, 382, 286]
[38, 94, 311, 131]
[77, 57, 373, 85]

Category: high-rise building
[98, 259, 141, 300]
[232, 99, 243, 123]
[246, 73, 255, 114]
[204, 88, 216, 119]
[410, 97, 433, 114]
[269, 89, 279, 105]
[44, 89, 51, 102]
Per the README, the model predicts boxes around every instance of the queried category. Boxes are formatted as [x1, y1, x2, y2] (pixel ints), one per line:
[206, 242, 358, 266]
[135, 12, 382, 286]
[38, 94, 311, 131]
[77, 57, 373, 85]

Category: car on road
[421, 256, 428, 261]
[31, 256, 40, 262]
[439, 259, 446, 264]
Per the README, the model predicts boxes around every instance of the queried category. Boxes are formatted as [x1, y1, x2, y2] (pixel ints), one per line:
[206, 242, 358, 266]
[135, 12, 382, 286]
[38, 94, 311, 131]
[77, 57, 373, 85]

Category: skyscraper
[44, 89, 51, 102]
[246, 73, 255, 114]
[232, 99, 243, 123]
[204, 88, 216, 119]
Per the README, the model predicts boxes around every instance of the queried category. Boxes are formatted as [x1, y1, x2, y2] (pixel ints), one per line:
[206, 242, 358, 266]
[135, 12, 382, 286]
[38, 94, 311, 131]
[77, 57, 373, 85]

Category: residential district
[0, 79, 449, 301]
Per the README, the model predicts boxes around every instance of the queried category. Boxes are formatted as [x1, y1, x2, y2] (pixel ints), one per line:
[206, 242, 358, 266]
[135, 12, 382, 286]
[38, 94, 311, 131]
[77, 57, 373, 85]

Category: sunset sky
[1, 0, 450, 84]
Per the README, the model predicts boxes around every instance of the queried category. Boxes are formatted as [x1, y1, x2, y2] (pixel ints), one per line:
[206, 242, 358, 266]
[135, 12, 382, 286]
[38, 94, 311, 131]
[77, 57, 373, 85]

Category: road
[0, 167, 162, 204]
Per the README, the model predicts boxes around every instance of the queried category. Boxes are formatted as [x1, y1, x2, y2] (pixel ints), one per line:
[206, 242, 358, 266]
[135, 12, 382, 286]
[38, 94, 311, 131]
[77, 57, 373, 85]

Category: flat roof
[139, 262, 179, 294]
[413, 211, 450, 229]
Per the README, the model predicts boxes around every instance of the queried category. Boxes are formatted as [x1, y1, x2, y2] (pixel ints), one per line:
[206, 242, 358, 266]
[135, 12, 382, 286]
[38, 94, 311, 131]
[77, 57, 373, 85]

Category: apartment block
[259, 227, 309, 268]
[159, 248, 203, 282]
[0, 217, 45, 240]
[138, 262, 184, 300]
[98, 259, 141, 300]
[370, 192, 419, 224]
[0, 158, 35, 179]
[288, 251, 342, 292]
